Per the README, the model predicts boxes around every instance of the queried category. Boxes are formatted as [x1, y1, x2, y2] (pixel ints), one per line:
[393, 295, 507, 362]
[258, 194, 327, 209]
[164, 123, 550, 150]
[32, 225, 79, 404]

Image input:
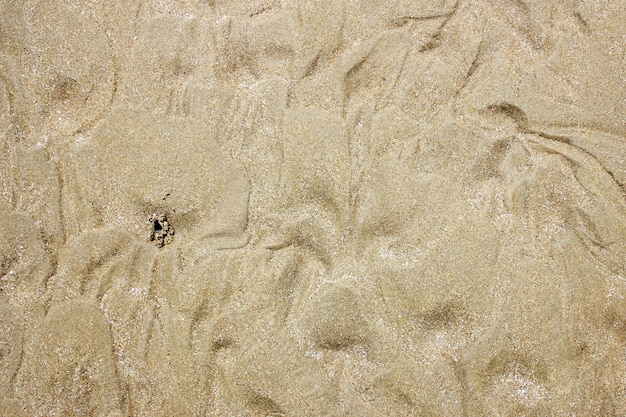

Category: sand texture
[1, 0, 626, 416]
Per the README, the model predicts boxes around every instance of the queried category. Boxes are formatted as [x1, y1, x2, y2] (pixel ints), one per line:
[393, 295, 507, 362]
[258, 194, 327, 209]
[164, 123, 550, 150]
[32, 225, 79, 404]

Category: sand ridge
[1, 0, 625, 415]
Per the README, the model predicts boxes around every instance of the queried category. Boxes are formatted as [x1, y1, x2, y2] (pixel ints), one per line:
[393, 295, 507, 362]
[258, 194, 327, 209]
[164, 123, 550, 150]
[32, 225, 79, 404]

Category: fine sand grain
[1, 1, 625, 416]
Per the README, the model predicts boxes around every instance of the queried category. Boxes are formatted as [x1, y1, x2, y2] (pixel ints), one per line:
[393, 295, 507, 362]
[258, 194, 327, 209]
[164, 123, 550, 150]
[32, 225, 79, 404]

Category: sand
[1, 0, 625, 415]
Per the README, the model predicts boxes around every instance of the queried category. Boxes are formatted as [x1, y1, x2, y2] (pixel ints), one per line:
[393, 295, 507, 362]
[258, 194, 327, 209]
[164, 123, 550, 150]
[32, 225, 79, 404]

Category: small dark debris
[148, 212, 175, 248]
[211, 336, 234, 352]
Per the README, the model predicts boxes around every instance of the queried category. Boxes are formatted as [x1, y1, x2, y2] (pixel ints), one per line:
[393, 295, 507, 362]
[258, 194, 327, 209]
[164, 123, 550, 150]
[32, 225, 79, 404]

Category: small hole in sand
[148, 212, 174, 248]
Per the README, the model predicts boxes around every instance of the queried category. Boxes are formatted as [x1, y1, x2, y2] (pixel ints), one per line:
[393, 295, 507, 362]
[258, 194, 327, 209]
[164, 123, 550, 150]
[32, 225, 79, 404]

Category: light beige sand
[1, 0, 625, 416]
